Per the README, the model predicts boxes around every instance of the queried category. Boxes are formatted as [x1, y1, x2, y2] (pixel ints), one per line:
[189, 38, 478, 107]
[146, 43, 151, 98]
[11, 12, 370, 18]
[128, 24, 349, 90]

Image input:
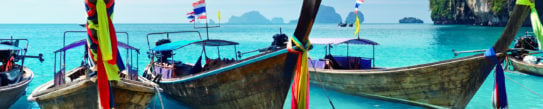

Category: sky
[0, 0, 431, 24]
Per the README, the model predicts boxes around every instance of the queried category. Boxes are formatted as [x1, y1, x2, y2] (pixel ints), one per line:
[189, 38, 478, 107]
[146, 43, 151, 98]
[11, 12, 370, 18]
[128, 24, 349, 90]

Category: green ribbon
[516, 0, 543, 49]
[516, 0, 534, 7]
[531, 8, 543, 49]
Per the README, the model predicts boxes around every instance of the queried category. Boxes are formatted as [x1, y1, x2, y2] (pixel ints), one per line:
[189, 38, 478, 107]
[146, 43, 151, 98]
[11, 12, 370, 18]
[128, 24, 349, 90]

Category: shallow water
[2, 24, 542, 109]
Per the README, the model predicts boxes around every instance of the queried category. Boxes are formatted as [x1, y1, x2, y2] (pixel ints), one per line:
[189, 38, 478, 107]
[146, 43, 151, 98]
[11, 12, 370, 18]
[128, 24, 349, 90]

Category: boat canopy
[0, 44, 22, 51]
[54, 39, 139, 53]
[310, 38, 379, 45]
[192, 39, 239, 46]
[152, 39, 239, 52]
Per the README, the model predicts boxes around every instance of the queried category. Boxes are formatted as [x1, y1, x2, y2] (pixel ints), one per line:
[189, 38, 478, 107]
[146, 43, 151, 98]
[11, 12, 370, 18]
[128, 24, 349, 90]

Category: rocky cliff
[430, 0, 542, 26]
[228, 11, 271, 24]
[315, 5, 343, 23]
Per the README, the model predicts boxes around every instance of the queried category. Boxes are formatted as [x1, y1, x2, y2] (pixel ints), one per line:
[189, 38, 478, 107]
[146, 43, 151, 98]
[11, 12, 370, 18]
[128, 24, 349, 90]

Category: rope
[153, 86, 165, 109]
[503, 56, 511, 70]
[504, 75, 543, 99]
[308, 59, 335, 109]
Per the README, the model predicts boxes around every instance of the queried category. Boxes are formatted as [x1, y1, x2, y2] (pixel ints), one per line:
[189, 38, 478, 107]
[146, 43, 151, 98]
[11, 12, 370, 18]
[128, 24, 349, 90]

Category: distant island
[430, 0, 542, 26]
[315, 5, 343, 24]
[227, 11, 272, 24]
[270, 17, 284, 24]
[209, 19, 216, 24]
[227, 5, 365, 25]
[288, 20, 298, 24]
[399, 17, 423, 24]
[289, 5, 364, 24]
[226, 11, 285, 24]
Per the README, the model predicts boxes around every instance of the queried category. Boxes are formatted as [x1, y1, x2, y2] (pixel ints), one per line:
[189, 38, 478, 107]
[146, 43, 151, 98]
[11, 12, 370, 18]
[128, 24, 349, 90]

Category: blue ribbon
[484, 48, 508, 108]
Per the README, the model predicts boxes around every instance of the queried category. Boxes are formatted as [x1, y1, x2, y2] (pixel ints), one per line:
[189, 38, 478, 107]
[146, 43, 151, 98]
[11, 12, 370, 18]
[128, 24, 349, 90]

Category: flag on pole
[192, 0, 207, 19]
[354, 0, 364, 15]
[354, 16, 360, 36]
[187, 12, 195, 23]
[353, 0, 364, 37]
[218, 10, 221, 23]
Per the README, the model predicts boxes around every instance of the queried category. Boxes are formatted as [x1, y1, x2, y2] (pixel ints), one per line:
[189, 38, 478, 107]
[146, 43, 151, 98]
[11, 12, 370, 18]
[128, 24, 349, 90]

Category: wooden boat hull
[509, 56, 543, 76]
[309, 54, 497, 108]
[0, 66, 33, 109]
[29, 67, 158, 109]
[146, 49, 295, 109]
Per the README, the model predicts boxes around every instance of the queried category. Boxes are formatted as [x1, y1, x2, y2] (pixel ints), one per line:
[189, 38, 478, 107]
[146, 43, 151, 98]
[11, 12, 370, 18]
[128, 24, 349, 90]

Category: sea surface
[2, 24, 543, 109]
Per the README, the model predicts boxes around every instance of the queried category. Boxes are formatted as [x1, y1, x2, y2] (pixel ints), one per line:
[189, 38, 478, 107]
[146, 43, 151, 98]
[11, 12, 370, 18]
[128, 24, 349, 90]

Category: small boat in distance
[308, 3, 532, 108]
[507, 32, 543, 76]
[338, 23, 347, 27]
[0, 38, 43, 109]
[28, 31, 158, 109]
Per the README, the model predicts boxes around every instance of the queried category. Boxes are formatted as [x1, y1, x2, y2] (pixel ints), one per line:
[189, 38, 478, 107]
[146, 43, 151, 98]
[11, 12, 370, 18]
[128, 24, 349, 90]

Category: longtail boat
[141, 0, 322, 108]
[0, 38, 43, 109]
[28, 31, 158, 109]
[509, 56, 543, 76]
[308, 3, 532, 108]
[507, 32, 543, 76]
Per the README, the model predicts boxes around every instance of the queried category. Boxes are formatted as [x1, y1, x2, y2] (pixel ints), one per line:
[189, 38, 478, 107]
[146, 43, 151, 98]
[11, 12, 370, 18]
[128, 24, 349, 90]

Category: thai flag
[354, 0, 364, 14]
[192, 0, 207, 19]
[187, 12, 195, 23]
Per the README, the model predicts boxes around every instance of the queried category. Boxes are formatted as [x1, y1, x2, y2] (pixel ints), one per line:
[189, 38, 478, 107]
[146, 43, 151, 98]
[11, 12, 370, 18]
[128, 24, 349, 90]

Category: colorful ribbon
[287, 36, 311, 109]
[485, 48, 508, 109]
[516, 0, 543, 50]
[86, 0, 121, 108]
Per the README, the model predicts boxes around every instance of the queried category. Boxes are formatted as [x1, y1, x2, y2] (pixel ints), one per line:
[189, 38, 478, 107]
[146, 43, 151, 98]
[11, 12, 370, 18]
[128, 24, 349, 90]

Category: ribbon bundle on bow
[85, 0, 125, 108]
[485, 48, 508, 109]
[287, 36, 311, 109]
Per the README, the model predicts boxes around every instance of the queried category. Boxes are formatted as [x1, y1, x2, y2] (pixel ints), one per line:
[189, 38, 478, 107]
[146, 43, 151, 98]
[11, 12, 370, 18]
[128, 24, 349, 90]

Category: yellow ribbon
[96, 0, 120, 80]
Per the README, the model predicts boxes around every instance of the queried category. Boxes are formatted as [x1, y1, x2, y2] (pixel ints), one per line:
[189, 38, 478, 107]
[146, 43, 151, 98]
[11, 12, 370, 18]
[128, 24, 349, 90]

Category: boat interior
[0, 65, 24, 86]
[510, 33, 541, 63]
[0, 39, 32, 87]
[149, 39, 240, 80]
[146, 31, 289, 81]
[309, 38, 378, 70]
[310, 55, 373, 70]
[48, 31, 144, 89]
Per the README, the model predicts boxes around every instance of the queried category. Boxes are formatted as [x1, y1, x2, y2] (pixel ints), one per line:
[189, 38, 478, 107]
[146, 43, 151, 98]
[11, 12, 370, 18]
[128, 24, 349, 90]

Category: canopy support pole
[234, 45, 238, 61]
[372, 45, 375, 68]
[346, 43, 349, 57]
[217, 46, 220, 59]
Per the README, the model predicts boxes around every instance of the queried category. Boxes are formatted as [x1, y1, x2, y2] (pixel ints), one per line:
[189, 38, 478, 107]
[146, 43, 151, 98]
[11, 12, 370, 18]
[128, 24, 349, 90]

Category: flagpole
[205, 18, 209, 39]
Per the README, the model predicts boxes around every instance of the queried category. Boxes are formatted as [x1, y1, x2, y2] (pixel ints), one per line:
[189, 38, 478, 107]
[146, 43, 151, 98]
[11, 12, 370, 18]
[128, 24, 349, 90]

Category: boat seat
[154, 63, 173, 79]
[127, 65, 138, 80]
[308, 59, 326, 69]
[54, 70, 65, 87]
[326, 55, 372, 69]
[161, 67, 172, 79]
[189, 55, 203, 74]
[0, 73, 8, 86]
[203, 58, 236, 71]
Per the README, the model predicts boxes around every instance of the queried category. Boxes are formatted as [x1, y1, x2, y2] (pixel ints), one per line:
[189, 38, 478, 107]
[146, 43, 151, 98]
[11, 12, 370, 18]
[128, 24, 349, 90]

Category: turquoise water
[2, 24, 543, 108]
